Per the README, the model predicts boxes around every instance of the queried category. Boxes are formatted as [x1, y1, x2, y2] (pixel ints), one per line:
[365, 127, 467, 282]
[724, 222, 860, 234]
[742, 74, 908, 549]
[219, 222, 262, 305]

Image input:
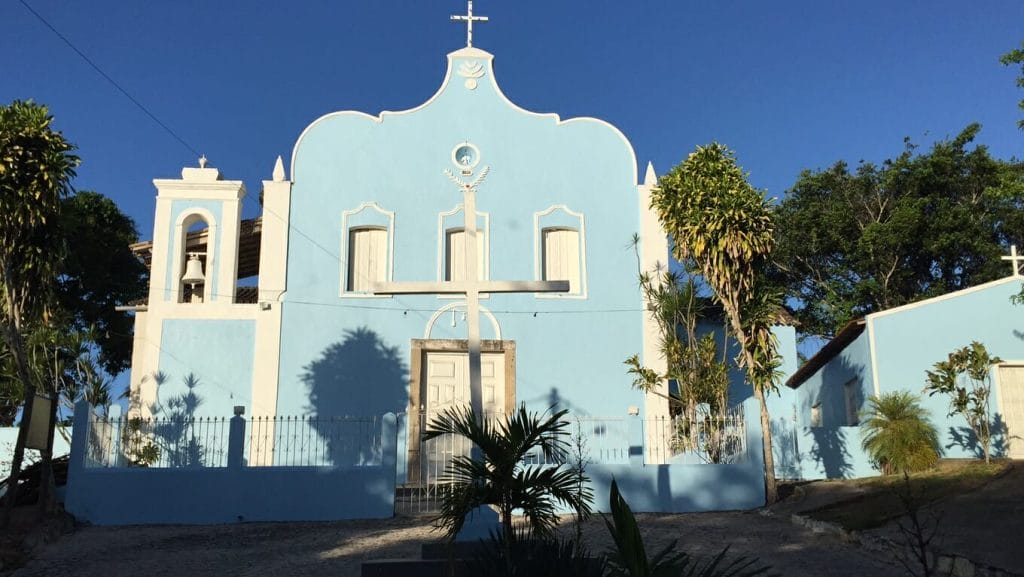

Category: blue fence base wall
[64, 400, 399, 525]
[586, 462, 765, 513]
[65, 465, 396, 525]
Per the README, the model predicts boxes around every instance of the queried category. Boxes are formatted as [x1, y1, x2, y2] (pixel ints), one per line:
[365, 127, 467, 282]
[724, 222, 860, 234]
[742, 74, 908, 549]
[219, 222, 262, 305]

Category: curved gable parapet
[291, 48, 638, 185]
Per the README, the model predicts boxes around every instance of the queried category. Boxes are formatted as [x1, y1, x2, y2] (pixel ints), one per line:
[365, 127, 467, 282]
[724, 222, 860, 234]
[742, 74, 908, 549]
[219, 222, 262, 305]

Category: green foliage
[773, 125, 1024, 338]
[0, 100, 79, 324]
[423, 403, 592, 545]
[925, 342, 1002, 463]
[472, 529, 605, 577]
[603, 480, 773, 577]
[860, 392, 941, 475]
[650, 142, 783, 500]
[120, 416, 160, 467]
[1001, 42, 1024, 130]
[56, 191, 148, 375]
[624, 266, 732, 453]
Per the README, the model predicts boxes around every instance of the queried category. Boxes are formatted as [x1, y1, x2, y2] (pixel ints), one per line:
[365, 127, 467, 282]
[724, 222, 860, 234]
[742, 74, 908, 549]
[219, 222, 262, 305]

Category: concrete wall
[64, 402, 399, 525]
[788, 277, 1024, 479]
[871, 277, 1022, 459]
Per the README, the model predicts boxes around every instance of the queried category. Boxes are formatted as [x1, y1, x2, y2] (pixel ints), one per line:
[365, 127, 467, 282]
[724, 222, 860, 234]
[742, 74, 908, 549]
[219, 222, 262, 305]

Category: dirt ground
[8, 509, 905, 577]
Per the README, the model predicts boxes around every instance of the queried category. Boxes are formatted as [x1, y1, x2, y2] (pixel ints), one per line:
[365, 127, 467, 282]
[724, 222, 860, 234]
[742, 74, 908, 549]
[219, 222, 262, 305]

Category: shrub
[860, 392, 940, 474]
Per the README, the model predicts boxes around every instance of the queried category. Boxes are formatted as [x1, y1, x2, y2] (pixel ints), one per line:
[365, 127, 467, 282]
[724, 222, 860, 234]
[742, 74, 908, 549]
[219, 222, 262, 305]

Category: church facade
[126, 43, 679, 471]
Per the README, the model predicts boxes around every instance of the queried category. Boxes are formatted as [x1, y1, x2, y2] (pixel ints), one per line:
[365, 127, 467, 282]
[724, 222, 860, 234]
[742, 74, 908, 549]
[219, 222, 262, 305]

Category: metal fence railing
[394, 409, 747, 515]
[85, 413, 384, 469]
[246, 415, 382, 467]
[89, 414, 231, 468]
[645, 409, 747, 464]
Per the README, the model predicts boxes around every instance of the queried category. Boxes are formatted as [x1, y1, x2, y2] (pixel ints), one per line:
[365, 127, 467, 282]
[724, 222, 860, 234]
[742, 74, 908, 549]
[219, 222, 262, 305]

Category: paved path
[10, 511, 904, 577]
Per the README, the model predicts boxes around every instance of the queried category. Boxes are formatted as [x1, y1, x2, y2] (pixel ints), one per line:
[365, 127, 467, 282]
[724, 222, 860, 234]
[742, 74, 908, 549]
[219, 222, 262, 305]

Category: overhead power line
[18, 0, 202, 157]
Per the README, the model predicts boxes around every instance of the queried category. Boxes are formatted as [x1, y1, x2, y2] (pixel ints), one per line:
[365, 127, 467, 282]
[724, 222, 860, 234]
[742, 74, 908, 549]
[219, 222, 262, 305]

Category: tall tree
[1001, 41, 1024, 130]
[0, 191, 146, 425]
[650, 143, 784, 503]
[773, 124, 1024, 339]
[55, 191, 148, 375]
[0, 100, 78, 523]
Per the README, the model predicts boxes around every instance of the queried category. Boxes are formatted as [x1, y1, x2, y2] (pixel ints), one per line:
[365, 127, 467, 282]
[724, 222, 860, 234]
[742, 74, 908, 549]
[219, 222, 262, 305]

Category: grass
[804, 460, 1009, 532]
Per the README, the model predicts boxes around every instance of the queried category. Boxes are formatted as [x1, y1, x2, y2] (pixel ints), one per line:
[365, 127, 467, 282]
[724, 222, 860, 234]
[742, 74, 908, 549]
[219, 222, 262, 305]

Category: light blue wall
[276, 53, 645, 423]
[872, 278, 1023, 459]
[64, 402, 398, 525]
[156, 319, 256, 416]
[790, 277, 1024, 479]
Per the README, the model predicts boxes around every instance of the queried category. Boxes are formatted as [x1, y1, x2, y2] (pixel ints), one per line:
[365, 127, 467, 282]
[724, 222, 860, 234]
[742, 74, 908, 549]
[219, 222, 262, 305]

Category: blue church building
[127, 44, 673, 438]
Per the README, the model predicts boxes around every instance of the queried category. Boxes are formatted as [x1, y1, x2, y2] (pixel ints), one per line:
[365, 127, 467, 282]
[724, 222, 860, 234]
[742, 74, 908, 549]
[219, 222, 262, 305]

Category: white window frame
[436, 204, 489, 298]
[340, 202, 394, 298]
[533, 205, 587, 299]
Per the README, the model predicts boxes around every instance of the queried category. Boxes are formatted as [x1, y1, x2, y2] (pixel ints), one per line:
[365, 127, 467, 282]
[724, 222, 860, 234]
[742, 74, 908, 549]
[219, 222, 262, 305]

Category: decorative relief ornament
[457, 61, 485, 90]
[451, 142, 481, 175]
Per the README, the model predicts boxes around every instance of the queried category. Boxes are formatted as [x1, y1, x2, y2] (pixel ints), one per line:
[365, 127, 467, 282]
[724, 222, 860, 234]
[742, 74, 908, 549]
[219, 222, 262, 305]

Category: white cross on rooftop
[451, 0, 488, 48]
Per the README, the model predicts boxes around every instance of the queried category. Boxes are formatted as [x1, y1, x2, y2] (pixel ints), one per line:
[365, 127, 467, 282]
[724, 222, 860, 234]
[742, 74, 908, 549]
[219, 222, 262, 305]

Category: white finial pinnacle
[272, 155, 285, 182]
[199, 155, 208, 169]
[1002, 245, 1024, 277]
[451, 0, 488, 48]
[644, 162, 657, 186]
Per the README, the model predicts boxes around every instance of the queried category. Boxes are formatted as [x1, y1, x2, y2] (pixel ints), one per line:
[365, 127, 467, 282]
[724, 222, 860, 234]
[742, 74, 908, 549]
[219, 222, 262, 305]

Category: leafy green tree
[625, 268, 732, 463]
[422, 404, 590, 556]
[773, 124, 1024, 339]
[1001, 41, 1024, 129]
[0, 100, 78, 522]
[925, 341, 1002, 463]
[650, 143, 784, 502]
[55, 191, 148, 375]
[860, 392, 941, 475]
[0, 190, 146, 425]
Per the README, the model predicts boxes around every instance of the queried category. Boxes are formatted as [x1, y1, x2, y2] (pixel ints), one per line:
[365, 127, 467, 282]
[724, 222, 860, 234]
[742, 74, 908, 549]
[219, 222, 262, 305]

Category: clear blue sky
[3, 0, 1023, 241]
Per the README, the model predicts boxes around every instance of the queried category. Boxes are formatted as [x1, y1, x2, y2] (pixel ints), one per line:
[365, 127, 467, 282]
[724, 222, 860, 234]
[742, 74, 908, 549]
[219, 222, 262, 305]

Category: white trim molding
[533, 205, 588, 299]
[291, 47, 640, 186]
[340, 202, 396, 298]
[424, 301, 502, 341]
[170, 208, 218, 305]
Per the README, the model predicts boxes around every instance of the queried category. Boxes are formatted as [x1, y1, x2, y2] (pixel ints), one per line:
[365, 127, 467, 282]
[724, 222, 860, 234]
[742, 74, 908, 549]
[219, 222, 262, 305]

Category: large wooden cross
[372, 167, 568, 418]
[450, 0, 488, 48]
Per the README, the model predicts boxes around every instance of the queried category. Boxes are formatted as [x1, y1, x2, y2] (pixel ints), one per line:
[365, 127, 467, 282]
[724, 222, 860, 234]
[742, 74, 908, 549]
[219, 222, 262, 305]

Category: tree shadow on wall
[302, 327, 407, 467]
[809, 426, 853, 479]
[771, 417, 801, 479]
[946, 414, 1011, 458]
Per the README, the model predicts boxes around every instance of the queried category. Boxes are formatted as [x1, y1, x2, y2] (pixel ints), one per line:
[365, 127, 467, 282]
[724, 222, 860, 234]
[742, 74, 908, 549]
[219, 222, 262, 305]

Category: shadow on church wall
[302, 326, 407, 466]
[945, 413, 1010, 459]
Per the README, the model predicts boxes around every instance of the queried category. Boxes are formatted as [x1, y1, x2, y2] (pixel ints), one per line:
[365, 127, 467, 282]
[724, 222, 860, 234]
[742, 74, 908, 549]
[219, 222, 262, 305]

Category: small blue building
[779, 273, 1024, 479]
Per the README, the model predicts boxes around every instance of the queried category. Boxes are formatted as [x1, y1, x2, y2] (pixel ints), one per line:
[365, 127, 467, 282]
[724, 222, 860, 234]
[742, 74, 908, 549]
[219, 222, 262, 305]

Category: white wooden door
[422, 352, 505, 481]
[998, 366, 1024, 459]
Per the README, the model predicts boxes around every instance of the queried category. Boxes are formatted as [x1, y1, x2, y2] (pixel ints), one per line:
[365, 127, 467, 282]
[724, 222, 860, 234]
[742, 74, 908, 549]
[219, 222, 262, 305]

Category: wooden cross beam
[373, 168, 568, 419]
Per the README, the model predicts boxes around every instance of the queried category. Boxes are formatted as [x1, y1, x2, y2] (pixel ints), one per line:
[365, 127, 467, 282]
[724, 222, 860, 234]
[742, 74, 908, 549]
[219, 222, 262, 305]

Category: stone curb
[785, 512, 1022, 577]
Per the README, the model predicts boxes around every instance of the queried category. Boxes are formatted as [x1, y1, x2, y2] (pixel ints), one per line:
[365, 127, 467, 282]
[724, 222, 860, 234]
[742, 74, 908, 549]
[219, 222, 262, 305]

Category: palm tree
[860, 392, 940, 475]
[422, 403, 591, 548]
[650, 143, 783, 502]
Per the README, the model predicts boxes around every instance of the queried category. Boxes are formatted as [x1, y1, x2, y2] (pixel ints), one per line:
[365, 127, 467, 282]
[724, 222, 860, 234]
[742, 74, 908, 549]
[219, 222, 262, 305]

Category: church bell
[181, 253, 206, 285]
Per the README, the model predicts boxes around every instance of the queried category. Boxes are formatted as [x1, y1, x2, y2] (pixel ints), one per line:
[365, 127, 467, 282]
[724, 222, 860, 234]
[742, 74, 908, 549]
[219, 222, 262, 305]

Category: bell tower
[148, 158, 246, 306]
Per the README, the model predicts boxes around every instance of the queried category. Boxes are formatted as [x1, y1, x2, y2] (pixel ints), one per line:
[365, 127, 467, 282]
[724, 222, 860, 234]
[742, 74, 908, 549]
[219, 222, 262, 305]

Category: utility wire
[18, 0, 202, 158]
